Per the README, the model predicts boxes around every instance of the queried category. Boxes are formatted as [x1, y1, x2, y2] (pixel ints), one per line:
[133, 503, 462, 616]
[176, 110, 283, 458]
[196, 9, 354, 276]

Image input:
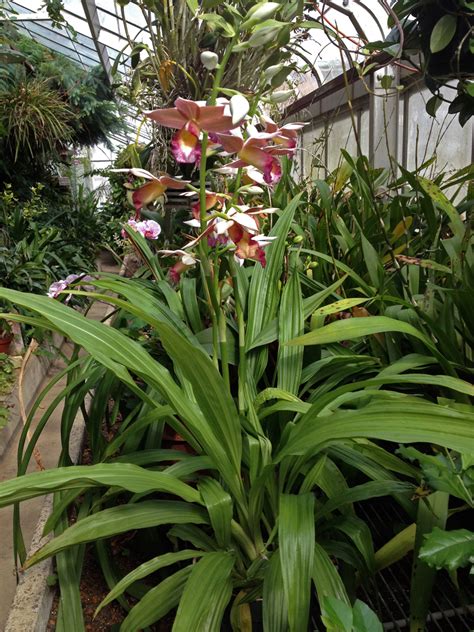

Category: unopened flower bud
[293, 235, 303, 244]
[200, 51, 219, 70]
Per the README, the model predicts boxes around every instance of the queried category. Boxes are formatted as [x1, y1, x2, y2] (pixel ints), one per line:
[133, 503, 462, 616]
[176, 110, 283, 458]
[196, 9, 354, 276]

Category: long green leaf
[312, 542, 350, 605]
[277, 268, 304, 394]
[97, 550, 203, 615]
[279, 493, 315, 631]
[153, 320, 243, 496]
[287, 315, 436, 353]
[0, 463, 202, 507]
[246, 194, 303, 349]
[198, 477, 233, 548]
[26, 501, 208, 567]
[263, 551, 289, 632]
[121, 566, 193, 632]
[278, 398, 474, 459]
[172, 552, 235, 631]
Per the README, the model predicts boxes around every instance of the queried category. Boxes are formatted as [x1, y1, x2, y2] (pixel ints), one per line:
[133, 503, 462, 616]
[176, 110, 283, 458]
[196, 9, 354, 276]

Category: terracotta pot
[0, 333, 13, 355]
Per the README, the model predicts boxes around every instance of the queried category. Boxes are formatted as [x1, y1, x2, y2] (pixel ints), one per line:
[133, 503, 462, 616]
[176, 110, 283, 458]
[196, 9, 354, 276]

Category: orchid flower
[222, 205, 277, 266]
[145, 98, 240, 164]
[217, 132, 286, 185]
[125, 218, 161, 240]
[47, 274, 93, 301]
[159, 249, 199, 284]
[196, 203, 277, 266]
[113, 168, 189, 213]
[181, 190, 230, 222]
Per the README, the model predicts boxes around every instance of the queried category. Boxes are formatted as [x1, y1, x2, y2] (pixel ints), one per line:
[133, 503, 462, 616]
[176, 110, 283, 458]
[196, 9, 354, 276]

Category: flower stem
[230, 256, 247, 412]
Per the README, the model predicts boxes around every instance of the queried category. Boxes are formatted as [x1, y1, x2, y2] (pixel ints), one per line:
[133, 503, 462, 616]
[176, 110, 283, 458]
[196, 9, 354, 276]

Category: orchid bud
[200, 51, 219, 70]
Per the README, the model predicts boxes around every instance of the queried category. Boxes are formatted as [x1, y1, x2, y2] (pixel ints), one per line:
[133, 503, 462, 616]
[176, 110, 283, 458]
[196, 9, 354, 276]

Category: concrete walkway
[0, 257, 120, 629]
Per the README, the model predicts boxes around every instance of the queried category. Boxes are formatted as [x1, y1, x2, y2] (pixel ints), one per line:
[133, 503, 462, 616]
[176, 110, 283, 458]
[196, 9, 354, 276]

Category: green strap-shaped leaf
[172, 552, 235, 631]
[279, 493, 315, 631]
[263, 551, 289, 632]
[121, 566, 193, 632]
[97, 550, 203, 615]
[312, 542, 350, 605]
[278, 398, 474, 459]
[246, 194, 303, 348]
[277, 268, 304, 395]
[153, 320, 243, 496]
[0, 463, 202, 507]
[198, 477, 233, 548]
[287, 315, 435, 352]
[417, 176, 465, 237]
[26, 501, 208, 567]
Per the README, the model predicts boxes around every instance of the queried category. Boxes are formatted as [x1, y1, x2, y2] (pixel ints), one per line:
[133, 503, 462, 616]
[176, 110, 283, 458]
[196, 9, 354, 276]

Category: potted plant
[0, 303, 13, 354]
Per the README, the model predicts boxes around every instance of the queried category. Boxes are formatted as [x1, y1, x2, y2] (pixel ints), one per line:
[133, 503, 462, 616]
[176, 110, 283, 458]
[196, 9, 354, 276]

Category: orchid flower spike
[144, 98, 242, 164]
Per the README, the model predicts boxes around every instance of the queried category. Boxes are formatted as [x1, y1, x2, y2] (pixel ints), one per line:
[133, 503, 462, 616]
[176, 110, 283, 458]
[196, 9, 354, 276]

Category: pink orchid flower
[217, 132, 285, 185]
[145, 98, 239, 164]
[47, 274, 93, 301]
[113, 168, 189, 212]
[125, 218, 161, 240]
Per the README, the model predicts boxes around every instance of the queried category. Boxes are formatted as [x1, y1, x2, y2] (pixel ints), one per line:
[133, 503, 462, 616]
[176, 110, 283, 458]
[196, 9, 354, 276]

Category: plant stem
[230, 257, 247, 412]
[196, 36, 239, 383]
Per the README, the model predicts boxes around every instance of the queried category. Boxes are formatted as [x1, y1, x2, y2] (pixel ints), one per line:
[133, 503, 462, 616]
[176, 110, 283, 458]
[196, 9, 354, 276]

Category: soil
[46, 546, 125, 632]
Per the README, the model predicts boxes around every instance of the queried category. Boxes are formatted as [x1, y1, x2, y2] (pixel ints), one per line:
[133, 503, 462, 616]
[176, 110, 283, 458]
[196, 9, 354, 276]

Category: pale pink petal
[145, 108, 187, 129]
[226, 159, 248, 169]
[231, 212, 259, 233]
[216, 133, 244, 154]
[111, 167, 156, 180]
[230, 94, 249, 125]
[280, 122, 307, 131]
[158, 175, 190, 189]
[264, 146, 296, 156]
[183, 219, 201, 228]
[175, 97, 200, 121]
[202, 115, 239, 132]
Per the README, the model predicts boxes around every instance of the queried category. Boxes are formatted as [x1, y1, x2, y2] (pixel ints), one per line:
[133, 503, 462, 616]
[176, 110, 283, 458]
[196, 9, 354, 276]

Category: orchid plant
[117, 50, 306, 393]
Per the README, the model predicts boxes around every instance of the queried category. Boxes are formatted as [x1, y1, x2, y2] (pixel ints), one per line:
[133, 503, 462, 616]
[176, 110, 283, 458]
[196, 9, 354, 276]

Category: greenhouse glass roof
[3, 0, 391, 161]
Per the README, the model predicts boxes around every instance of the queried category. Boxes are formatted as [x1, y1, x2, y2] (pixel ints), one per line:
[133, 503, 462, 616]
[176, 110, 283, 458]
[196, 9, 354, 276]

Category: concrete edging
[4, 407, 87, 632]
[0, 331, 64, 460]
